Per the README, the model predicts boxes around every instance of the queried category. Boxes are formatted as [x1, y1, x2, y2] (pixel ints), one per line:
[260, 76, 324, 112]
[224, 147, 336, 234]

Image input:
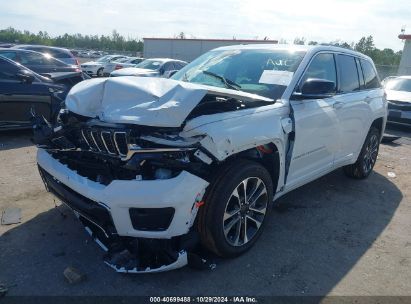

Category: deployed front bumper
[37, 148, 209, 239]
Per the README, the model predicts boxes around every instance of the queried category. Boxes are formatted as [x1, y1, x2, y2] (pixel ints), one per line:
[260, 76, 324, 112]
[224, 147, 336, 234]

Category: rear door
[0, 58, 52, 128]
[333, 55, 377, 165]
[286, 52, 340, 189]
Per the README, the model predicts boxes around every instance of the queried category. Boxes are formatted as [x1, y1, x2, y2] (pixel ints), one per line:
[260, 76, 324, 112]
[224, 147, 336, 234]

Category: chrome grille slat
[90, 131, 102, 152]
[101, 131, 116, 155]
[79, 128, 128, 158]
[113, 132, 127, 156]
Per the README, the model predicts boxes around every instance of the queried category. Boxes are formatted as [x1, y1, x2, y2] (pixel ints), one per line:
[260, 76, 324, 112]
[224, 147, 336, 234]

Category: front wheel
[198, 160, 273, 257]
[343, 127, 380, 179]
[96, 68, 104, 77]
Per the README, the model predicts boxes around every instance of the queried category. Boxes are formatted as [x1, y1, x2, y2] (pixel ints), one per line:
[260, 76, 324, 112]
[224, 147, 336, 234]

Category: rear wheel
[343, 127, 380, 179]
[198, 160, 273, 257]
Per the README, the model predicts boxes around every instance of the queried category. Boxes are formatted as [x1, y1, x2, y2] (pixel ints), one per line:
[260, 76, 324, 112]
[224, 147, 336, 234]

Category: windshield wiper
[201, 70, 242, 91]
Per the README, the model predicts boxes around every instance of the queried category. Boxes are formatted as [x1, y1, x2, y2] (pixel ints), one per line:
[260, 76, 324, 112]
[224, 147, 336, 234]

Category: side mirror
[293, 78, 336, 99]
[16, 71, 35, 84]
[165, 70, 178, 78]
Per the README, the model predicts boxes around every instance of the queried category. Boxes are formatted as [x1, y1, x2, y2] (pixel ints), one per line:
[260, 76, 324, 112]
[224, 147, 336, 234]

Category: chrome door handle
[333, 101, 344, 109]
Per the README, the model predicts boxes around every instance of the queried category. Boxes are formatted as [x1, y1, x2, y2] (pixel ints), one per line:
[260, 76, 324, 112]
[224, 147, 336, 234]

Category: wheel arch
[215, 142, 282, 195]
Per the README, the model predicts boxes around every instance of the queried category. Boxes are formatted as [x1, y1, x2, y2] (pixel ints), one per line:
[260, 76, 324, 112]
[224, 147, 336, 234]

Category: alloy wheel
[363, 134, 379, 174]
[223, 177, 268, 246]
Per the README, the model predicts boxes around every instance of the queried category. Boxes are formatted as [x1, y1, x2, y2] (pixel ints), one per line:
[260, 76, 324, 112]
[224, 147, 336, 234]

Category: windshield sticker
[259, 70, 294, 86]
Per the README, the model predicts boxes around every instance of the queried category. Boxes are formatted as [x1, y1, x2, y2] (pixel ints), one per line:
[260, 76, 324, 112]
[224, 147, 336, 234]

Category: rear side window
[19, 52, 66, 66]
[0, 51, 18, 61]
[360, 59, 380, 89]
[301, 53, 337, 91]
[337, 55, 360, 93]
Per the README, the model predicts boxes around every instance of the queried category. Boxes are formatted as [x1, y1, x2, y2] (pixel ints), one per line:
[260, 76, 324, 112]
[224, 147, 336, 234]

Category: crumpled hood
[65, 76, 273, 128]
[111, 67, 159, 77]
[386, 90, 411, 103]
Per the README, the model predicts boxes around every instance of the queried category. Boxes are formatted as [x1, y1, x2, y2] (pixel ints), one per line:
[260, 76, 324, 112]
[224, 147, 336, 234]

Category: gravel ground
[0, 124, 410, 297]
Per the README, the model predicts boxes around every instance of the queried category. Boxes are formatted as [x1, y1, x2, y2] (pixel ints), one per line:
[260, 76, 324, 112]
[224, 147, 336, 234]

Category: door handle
[333, 101, 344, 109]
[364, 96, 372, 104]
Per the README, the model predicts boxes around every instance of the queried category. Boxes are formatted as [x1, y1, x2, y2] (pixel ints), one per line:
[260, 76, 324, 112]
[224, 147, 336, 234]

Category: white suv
[34, 44, 387, 273]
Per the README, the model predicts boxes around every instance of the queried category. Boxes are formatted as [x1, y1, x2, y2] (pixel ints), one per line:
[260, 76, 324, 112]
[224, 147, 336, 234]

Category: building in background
[143, 38, 278, 62]
[398, 34, 411, 75]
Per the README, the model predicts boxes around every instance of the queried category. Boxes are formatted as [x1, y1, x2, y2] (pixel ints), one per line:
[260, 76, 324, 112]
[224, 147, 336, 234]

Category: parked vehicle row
[110, 58, 187, 77]
[81, 55, 187, 78]
[0, 46, 90, 130]
[80, 54, 129, 77]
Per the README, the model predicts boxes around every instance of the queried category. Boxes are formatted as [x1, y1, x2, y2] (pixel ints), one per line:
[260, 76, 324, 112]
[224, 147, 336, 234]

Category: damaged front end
[34, 110, 215, 272]
[34, 76, 277, 273]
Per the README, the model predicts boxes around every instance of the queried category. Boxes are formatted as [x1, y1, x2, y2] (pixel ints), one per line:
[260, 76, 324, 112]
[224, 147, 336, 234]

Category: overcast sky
[1, 0, 409, 51]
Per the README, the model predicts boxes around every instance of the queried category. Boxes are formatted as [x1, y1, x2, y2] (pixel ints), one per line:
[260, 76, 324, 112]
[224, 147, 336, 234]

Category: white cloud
[0, 0, 409, 50]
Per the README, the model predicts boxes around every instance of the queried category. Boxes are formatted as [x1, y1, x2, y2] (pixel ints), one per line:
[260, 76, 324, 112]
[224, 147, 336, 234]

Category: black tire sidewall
[347, 127, 380, 178]
[199, 160, 274, 257]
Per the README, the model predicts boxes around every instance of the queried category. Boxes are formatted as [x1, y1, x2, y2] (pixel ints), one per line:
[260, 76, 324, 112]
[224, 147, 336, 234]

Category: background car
[110, 57, 145, 73]
[13, 45, 79, 66]
[81, 54, 127, 77]
[109, 58, 187, 77]
[383, 76, 411, 126]
[0, 56, 69, 130]
[0, 49, 81, 74]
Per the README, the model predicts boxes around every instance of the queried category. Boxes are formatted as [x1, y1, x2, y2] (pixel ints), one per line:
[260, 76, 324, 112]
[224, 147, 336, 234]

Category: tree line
[0, 27, 402, 66]
[293, 35, 402, 66]
[0, 27, 143, 52]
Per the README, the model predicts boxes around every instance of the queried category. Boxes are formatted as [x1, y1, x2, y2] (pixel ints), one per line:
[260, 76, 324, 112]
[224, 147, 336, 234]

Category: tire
[97, 68, 104, 77]
[343, 127, 380, 179]
[198, 159, 273, 257]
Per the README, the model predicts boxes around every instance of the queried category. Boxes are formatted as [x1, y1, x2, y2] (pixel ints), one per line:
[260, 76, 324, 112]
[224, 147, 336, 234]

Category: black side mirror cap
[292, 78, 336, 100]
[16, 71, 35, 84]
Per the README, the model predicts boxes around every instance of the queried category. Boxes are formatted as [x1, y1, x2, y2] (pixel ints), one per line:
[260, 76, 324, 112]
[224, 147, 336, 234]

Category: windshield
[115, 57, 131, 63]
[172, 49, 306, 99]
[96, 55, 113, 63]
[385, 78, 411, 92]
[135, 59, 163, 70]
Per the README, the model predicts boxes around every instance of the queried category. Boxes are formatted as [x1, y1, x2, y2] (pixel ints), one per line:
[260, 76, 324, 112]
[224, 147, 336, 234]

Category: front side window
[337, 54, 360, 93]
[300, 53, 337, 91]
[172, 49, 306, 99]
[0, 58, 19, 81]
[19, 52, 66, 67]
[360, 59, 380, 89]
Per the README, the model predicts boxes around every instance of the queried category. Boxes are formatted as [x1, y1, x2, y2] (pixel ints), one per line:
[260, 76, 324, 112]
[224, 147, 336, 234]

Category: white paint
[37, 148, 209, 238]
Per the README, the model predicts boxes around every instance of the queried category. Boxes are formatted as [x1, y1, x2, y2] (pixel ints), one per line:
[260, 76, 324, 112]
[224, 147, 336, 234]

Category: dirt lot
[0, 125, 410, 297]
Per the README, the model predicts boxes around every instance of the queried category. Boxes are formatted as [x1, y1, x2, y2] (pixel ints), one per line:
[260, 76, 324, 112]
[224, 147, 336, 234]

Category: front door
[286, 52, 340, 190]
